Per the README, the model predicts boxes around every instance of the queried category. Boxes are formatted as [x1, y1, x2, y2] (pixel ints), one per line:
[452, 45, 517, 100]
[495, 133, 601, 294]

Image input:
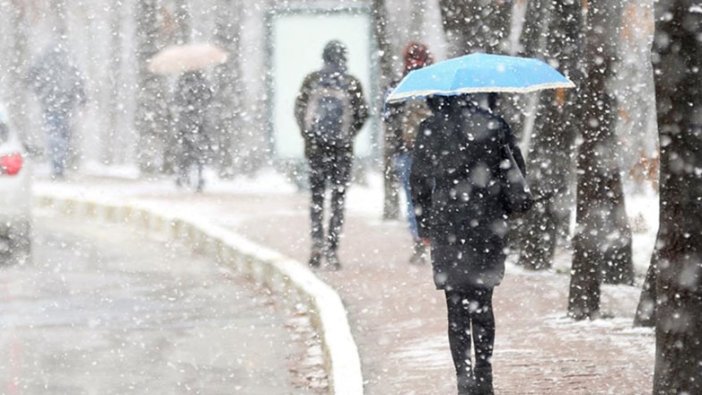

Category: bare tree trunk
[372, 0, 400, 220]
[160, 0, 192, 174]
[438, 0, 512, 56]
[173, 0, 190, 44]
[134, 0, 169, 174]
[409, 0, 426, 41]
[568, 0, 634, 320]
[519, 0, 551, 58]
[649, 0, 702, 392]
[104, 0, 125, 166]
[51, 0, 68, 38]
[518, 0, 582, 270]
[8, 1, 30, 144]
[212, 0, 243, 177]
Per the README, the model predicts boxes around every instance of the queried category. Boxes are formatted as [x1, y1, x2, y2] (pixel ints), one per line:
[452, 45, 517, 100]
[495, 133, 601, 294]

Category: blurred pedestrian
[173, 70, 213, 192]
[294, 40, 369, 270]
[384, 42, 434, 264]
[411, 94, 527, 394]
[27, 42, 86, 179]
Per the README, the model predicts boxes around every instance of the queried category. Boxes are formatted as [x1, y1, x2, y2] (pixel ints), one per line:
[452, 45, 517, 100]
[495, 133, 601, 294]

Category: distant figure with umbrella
[172, 71, 214, 191]
[148, 43, 226, 191]
[388, 53, 573, 394]
[27, 42, 86, 179]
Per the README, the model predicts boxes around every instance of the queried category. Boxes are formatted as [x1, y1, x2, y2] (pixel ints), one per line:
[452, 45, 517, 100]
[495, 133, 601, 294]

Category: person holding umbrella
[388, 53, 573, 394]
[172, 71, 213, 191]
[148, 43, 228, 191]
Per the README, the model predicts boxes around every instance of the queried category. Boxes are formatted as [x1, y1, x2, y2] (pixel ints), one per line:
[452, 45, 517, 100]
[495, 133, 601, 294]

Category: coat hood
[322, 40, 348, 74]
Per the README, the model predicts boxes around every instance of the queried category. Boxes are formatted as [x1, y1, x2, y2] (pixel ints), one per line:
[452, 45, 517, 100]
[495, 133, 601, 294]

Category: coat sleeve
[348, 76, 369, 135]
[383, 101, 404, 156]
[410, 119, 434, 239]
[501, 120, 527, 176]
[294, 73, 315, 135]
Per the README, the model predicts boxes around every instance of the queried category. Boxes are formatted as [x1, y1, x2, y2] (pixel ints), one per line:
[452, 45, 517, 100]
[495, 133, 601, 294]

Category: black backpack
[304, 74, 353, 146]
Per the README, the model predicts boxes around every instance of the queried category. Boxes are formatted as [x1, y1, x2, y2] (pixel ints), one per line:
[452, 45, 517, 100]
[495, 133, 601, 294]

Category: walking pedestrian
[27, 42, 86, 179]
[411, 94, 528, 394]
[294, 40, 369, 269]
[384, 42, 434, 264]
[173, 70, 213, 192]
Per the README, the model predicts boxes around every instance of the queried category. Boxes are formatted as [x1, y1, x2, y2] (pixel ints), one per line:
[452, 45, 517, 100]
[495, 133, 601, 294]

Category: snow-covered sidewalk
[36, 172, 656, 394]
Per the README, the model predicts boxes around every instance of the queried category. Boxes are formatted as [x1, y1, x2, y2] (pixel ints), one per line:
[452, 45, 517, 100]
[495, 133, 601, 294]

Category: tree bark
[7, 1, 30, 145]
[134, 0, 169, 174]
[51, 0, 68, 38]
[104, 0, 125, 165]
[173, 0, 191, 45]
[568, 0, 634, 320]
[518, 0, 582, 270]
[409, 0, 426, 41]
[372, 0, 400, 220]
[650, 0, 702, 392]
[159, 0, 192, 174]
[438, 0, 512, 56]
[519, 0, 550, 59]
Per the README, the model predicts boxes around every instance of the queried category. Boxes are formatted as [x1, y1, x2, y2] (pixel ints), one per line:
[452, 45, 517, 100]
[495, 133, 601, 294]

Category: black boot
[457, 374, 477, 395]
[326, 248, 342, 271]
[308, 248, 322, 268]
[473, 367, 494, 395]
[409, 240, 428, 265]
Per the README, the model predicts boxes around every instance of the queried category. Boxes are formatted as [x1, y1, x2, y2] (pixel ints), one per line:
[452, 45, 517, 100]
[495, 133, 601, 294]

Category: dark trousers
[445, 287, 495, 394]
[308, 146, 352, 253]
[44, 112, 71, 177]
[176, 138, 206, 191]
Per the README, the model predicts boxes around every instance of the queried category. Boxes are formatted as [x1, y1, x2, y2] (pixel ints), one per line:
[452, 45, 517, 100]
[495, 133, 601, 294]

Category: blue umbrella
[386, 53, 575, 103]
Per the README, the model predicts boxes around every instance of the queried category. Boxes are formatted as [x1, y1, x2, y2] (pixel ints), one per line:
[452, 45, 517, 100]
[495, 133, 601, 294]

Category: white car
[0, 106, 31, 257]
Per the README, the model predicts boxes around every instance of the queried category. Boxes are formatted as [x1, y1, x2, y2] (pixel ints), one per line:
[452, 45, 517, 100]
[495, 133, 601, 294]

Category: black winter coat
[410, 99, 526, 290]
[174, 71, 213, 151]
[294, 65, 369, 159]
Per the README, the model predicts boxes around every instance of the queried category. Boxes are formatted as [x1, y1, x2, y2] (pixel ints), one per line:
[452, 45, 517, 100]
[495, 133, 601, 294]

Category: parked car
[0, 105, 31, 258]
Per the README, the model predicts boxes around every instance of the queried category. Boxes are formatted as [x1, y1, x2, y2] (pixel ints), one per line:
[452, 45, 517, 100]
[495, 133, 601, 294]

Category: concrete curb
[35, 191, 364, 395]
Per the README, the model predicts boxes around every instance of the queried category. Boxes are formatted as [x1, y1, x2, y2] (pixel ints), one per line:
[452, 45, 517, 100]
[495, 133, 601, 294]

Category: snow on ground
[626, 182, 659, 275]
[36, 163, 658, 276]
[33, 167, 658, 393]
[36, 167, 660, 279]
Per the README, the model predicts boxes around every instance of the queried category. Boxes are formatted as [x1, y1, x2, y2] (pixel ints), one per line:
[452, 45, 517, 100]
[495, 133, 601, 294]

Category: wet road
[0, 210, 293, 394]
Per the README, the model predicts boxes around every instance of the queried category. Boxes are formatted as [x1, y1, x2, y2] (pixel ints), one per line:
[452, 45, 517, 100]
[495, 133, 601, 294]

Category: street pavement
[0, 209, 298, 394]
[38, 176, 656, 394]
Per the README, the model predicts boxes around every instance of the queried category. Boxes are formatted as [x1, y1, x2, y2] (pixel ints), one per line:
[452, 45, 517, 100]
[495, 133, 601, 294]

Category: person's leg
[470, 287, 496, 394]
[195, 145, 205, 192]
[45, 113, 70, 178]
[176, 141, 191, 187]
[327, 148, 352, 269]
[395, 153, 420, 239]
[396, 153, 427, 264]
[445, 289, 475, 394]
[196, 160, 204, 192]
[308, 155, 326, 267]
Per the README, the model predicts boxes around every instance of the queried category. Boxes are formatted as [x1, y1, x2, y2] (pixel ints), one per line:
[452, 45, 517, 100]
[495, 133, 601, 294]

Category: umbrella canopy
[148, 43, 228, 75]
[387, 53, 575, 103]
